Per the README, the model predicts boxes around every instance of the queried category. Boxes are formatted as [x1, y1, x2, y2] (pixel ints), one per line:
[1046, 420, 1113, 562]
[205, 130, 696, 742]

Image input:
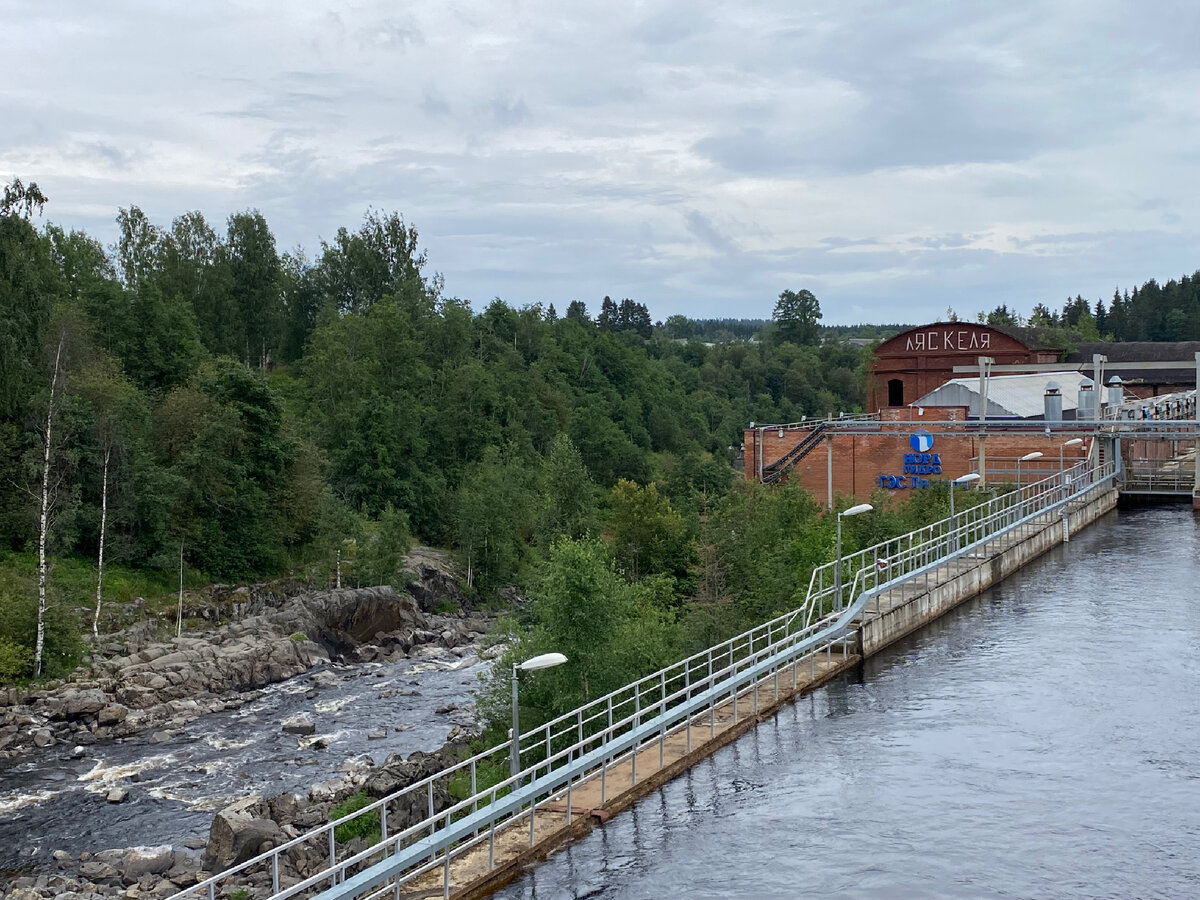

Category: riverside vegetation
[0, 178, 875, 688]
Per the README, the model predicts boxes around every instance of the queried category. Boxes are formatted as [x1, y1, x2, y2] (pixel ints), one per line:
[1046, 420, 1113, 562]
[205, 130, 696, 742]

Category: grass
[0, 550, 207, 614]
[0, 549, 214, 681]
[329, 791, 382, 844]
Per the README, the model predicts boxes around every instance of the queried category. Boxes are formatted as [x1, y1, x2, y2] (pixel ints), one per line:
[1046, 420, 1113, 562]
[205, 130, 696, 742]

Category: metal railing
[1122, 465, 1195, 495]
[171, 460, 1115, 900]
[790, 458, 1114, 628]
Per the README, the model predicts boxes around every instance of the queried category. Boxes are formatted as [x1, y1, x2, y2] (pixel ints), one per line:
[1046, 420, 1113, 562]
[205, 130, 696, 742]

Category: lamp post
[1060, 437, 1084, 498]
[835, 503, 873, 610]
[1016, 451, 1043, 487]
[949, 472, 981, 550]
[511, 652, 567, 779]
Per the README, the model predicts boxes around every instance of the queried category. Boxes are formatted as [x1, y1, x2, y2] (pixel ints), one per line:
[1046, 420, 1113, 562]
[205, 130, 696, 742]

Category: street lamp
[949, 473, 980, 551]
[511, 652, 568, 778]
[1016, 451, 1043, 487]
[835, 503, 873, 609]
[1060, 438, 1083, 476]
[949, 472, 980, 521]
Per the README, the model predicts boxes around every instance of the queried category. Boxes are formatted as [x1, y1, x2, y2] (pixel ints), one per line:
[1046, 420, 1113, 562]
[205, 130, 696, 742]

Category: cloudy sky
[4, 1, 1198, 323]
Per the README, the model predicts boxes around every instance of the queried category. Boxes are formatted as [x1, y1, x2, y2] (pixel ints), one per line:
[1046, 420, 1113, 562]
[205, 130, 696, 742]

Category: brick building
[745, 322, 1092, 504]
[866, 322, 1059, 413]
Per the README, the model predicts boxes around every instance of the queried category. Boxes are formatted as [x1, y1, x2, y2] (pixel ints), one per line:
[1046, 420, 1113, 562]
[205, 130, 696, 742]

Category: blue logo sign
[910, 430, 934, 453]
[879, 430, 943, 490]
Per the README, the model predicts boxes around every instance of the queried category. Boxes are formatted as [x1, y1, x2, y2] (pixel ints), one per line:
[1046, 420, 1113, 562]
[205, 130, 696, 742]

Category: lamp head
[953, 473, 981, 485]
[517, 652, 568, 672]
[1063, 438, 1084, 447]
[1019, 451, 1043, 462]
[840, 503, 874, 518]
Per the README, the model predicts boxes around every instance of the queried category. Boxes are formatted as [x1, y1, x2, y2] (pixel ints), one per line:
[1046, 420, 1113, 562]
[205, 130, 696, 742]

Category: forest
[0, 181, 868, 682]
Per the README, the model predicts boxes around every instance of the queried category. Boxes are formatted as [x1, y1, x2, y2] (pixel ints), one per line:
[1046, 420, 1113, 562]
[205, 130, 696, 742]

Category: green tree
[536, 434, 598, 546]
[452, 447, 535, 592]
[606, 479, 694, 587]
[772, 289, 822, 346]
[0, 184, 56, 418]
[226, 210, 283, 368]
[358, 504, 411, 587]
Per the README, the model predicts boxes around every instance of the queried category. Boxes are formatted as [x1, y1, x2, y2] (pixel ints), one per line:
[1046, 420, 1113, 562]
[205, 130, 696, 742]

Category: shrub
[0, 638, 32, 681]
[329, 791, 381, 844]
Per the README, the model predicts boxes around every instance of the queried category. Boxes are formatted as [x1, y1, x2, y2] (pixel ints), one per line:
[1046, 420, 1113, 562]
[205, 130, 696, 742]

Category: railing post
[329, 828, 337, 888]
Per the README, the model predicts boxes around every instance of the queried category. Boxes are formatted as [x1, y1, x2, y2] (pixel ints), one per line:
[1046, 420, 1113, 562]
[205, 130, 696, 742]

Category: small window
[887, 379, 904, 406]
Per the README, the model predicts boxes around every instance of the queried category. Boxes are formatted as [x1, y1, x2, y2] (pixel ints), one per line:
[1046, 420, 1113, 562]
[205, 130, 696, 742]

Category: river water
[0, 648, 487, 873]
[497, 506, 1200, 900]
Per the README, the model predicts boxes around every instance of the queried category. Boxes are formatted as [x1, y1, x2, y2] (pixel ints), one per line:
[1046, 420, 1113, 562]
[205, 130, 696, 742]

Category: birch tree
[34, 329, 65, 676]
[75, 355, 134, 638]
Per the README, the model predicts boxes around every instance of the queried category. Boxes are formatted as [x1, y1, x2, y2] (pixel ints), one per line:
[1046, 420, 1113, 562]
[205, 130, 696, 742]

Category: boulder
[107, 787, 129, 803]
[308, 777, 352, 803]
[206, 800, 284, 867]
[62, 688, 111, 719]
[120, 846, 174, 878]
[97, 704, 128, 726]
[281, 714, 316, 736]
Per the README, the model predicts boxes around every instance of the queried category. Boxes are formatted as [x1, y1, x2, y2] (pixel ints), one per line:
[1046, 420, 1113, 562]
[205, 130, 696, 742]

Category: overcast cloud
[3, 0, 1198, 323]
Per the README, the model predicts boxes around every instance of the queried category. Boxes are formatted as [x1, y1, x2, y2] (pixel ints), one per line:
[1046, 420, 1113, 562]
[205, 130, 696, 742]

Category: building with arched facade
[866, 322, 1060, 413]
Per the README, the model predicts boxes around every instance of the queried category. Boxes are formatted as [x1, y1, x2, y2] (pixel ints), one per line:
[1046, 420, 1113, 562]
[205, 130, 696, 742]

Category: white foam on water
[78, 753, 178, 793]
[313, 695, 359, 714]
[0, 789, 58, 814]
[201, 734, 255, 751]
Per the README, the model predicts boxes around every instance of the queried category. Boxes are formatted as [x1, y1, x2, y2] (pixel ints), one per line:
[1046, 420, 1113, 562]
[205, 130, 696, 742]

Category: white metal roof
[911, 371, 1092, 419]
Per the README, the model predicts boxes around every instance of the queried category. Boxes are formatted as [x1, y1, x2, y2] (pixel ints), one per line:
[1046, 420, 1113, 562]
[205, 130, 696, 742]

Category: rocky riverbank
[0, 559, 508, 899]
[2, 736, 475, 900]
[0, 566, 493, 761]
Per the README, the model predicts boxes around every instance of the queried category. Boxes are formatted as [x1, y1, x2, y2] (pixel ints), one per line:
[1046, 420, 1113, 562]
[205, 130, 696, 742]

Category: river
[0, 649, 487, 873]
[496, 506, 1200, 899]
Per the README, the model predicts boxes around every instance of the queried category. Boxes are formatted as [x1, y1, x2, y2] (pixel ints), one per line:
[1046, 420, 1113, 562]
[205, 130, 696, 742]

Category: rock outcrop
[0, 586, 436, 758]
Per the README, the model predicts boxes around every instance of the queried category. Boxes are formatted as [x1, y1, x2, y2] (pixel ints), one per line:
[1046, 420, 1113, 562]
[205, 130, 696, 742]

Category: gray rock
[281, 714, 316, 736]
[62, 688, 110, 719]
[33, 728, 53, 747]
[308, 776, 352, 803]
[120, 845, 174, 877]
[97, 703, 129, 726]
[206, 807, 285, 867]
[107, 787, 129, 803]
[78, 859, 121, 884]
[367, 729, 386, 740]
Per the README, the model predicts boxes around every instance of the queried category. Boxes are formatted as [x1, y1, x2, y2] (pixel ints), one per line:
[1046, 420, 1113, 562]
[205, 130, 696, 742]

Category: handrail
[170, 460, 1116, 900]
[762, 424, 827, 482]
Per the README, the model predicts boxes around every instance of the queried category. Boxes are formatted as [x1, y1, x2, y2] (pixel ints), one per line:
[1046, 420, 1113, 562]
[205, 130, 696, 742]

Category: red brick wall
[745, 422, 1093, 504]
[865, 323, 1058, 413]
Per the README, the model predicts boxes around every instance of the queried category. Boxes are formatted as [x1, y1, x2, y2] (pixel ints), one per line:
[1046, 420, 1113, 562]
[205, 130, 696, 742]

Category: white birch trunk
[35, 332, 65, 677]
[92, 445, 110, 638]
[176, 541, 184, 638]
